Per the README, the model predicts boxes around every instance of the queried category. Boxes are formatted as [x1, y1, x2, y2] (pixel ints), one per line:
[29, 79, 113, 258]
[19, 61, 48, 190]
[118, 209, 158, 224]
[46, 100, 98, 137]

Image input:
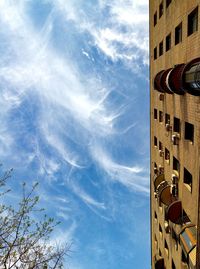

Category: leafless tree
[0, 167, 71, 268]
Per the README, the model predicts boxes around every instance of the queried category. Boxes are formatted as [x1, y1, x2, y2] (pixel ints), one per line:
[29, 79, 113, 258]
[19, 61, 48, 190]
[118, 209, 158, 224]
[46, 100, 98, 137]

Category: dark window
[166, 0, 172, 8]
[172, 260, 176, 269]
[154, 11, 157, 26]
[188, 7, 198, 36]
[173, 157, 180, 172]
[165, 113, 170, 124]
[175, 23, 182, 45]
[159, 41, 163, 56]
[154, 47, 157, 60]
[154, 163, 158, 175]
[159, 249, 162, 257]
[159, 224, 162, 237]
[185, 122, 194, 142]
[184, 168, 192, 192]
[166, 33, 171, 51]
[181, 250, 187, 263]
[159, 111, 163, 122]
[154, 109, 158, 119]
[155, 211, 157, 220]
[165, 148, 170, 162]
[173, 117, 180, 132]
[154, 136, 158, 146]
[159, 141, 163, 151]
[165, 240, 169, 256]
[182, 209, 191, 223]
[159, 2, 164, 18]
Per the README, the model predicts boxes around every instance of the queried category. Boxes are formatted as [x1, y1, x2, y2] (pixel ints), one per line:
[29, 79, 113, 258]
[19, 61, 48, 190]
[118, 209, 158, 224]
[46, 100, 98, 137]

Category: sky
[0, 0, 150, 268]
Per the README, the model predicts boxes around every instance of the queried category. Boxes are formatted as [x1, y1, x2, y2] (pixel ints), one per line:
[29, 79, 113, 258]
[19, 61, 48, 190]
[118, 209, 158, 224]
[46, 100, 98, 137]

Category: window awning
[166, 200, 182, 224]
[160, 68, 173, 94]
[159, 183, 174, 206]
[154, 174, 165, 190]
[167, 63, 185, 95]
[154, 70, 165, 92]
[154, 255, 165, 269]
[189, 246, 196, 269]
[180, 226, 196, 257]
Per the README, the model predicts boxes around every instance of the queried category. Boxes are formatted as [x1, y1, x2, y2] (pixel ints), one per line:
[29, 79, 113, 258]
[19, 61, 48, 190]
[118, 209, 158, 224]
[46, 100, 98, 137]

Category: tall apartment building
[150, 1, 200, 269]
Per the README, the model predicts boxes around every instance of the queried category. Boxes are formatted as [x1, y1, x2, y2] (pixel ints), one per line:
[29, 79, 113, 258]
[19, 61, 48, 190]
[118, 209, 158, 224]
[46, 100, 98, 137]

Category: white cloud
[92, 145, 149, 194]
[53, 0, 149, 69]
[0, 1, 117, 160]
[70, 181, 106, 210]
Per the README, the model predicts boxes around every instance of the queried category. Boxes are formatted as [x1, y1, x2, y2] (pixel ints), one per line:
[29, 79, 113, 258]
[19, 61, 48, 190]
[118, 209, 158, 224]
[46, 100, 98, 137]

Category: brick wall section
[150, 1, 200, 269]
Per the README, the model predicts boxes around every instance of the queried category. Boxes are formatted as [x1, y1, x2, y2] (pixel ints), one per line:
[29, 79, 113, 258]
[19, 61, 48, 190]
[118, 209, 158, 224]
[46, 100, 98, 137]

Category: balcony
[180, 225, 196, 267]
[154, 255, 165, 269]
[184, 57, 200, 96]
[153, 57, 200, 96]
[154, 174, 182, 224]
[166, 64, 185, 95]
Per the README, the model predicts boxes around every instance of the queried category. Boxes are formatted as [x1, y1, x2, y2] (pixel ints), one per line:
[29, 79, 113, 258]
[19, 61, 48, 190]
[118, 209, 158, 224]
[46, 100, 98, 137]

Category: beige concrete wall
[150, 1, 200, 268]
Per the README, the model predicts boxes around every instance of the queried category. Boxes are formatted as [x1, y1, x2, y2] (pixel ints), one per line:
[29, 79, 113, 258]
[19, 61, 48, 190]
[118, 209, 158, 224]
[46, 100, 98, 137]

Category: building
[150, 1, 200, 269]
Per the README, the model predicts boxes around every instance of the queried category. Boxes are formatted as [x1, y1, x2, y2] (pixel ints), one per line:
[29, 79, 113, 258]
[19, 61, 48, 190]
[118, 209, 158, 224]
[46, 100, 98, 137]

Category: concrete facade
[150, 1, 200, 269]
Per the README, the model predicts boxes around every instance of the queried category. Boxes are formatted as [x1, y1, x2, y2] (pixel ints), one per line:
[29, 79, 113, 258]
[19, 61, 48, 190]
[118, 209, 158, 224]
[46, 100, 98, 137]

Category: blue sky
[0, 0, 150, 268]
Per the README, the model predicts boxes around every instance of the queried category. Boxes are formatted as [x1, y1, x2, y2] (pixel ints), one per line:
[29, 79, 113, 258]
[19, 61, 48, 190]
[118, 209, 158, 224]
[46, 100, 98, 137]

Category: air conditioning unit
[159, 165, 164, 174]
[159, 94, 164, 101]
[165, 123, 172, 132]
[172, 174, 178, 184]
[172, 134, 180, 145]
[165, 152, 170, 160]
[164, 221, 170, 233]
[159, 150, 164, 157]
[171, 185, 178, 197]
[154, 167, 158, 175]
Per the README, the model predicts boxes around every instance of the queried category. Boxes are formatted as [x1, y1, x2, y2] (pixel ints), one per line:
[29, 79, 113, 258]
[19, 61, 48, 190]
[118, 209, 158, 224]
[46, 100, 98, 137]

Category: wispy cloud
[53, 0, 149, 71]
[92, 145, 149, 193]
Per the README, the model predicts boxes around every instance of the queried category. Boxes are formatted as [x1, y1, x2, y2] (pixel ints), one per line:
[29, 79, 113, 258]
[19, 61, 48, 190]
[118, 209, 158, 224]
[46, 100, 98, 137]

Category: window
[173, 117, 180, 132]
[188, 7, 198, 36]
[175, 23, 182, 45]
[159, 111, 163, 122]
[159, 1, 164, 18]
[154, 109, 158, 119]
[155, 212, 157, 221]
[166, 0, 172, 8]
[159, 224, 163, 237]
[172, 260, 176, 269]
[155, 235, 158, 249]
[185, 122, 194, 142]
[165, 148, 170, 162]
[154, 11, 157, 26]
[182, 209, 191, 223]
[173, 157, 180, 172]
[165, 240, 169, 257]
[154, 47, 157, 60]
[166, 33, 171, 51]
[154, 163, 158, 175]
[159, 141, 163, 151]
[181, 250, 187, 263]
[159, 41, 163, 56]
[165, 113, 170, 124]
[154, 136, 158, 146]
[184, 168, 192, 192]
